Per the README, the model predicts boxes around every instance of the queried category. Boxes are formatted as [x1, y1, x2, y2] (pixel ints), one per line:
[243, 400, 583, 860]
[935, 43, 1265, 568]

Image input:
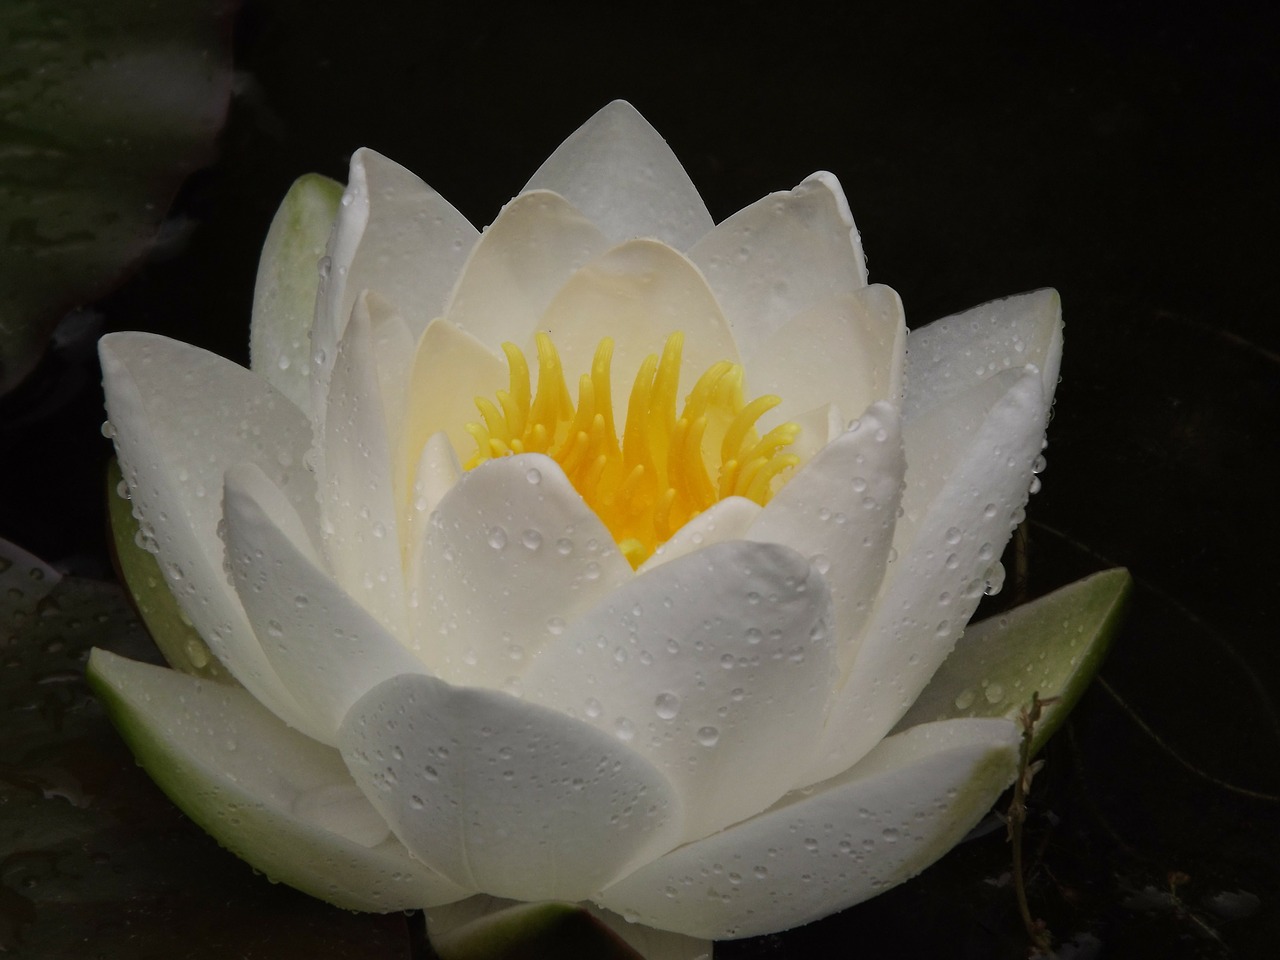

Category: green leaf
[895, 568, 1131, 751]
[106, 457, 227, 680]
[0, 0, 234, 394]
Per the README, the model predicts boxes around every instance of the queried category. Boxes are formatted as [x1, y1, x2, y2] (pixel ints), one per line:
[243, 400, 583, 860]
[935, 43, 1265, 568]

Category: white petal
[405, 431, 462, 573]
[250, 173, 342, 411]
[396, 318, 507, 517]
[524, 100, 713, 250]
[99, 332, 316, 734]
[744, 286, 906, 428]
[539, 239, 739, 409]
[636, 496, 760, 574]
[88, 649, 468, 911]
[365, 292, 416, 443]
[903, 289, 1063, 420]
[445, 190, 609, 346]
[312, 149, 478, 435]
[317, 304, 408, 638]
[807, 368, 1049, 782]
[222, 463, 429, 743]
[748, 403, 905, 677]
[688, 172, 868, 355]
[595, 717, 1018, 939]
[523, 540, 835, 842]
[412, 454, 631, 686]
[338, 672, 685, 901]
[782, 401, 848, 467]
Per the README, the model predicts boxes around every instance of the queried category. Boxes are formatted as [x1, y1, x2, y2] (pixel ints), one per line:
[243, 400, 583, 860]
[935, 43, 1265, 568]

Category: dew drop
[954, 688, 976, 710]
[654, 692, 681, 720]
[525, 467, 542, 484]
[695, 726, 720, 747]
[584, 697, 602, 718]
[983, 561, 1006, 596]
[984, 682, 1006, 704]
[521, 529, 543, 551]
[486, 526, 508, 550]
[614, 717, 636, 741]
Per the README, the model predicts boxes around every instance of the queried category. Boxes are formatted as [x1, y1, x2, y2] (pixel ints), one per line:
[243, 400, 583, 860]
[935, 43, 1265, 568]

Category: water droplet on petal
[654, 693, 681, 719]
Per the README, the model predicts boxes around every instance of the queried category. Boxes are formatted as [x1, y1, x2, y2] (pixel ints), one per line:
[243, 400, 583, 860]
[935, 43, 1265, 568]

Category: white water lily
[89, 102, 1120, 954]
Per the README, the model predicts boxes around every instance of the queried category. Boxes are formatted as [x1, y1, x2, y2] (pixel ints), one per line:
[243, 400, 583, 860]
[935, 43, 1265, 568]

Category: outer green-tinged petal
[595, 718, 1018, 939]
[250, 173, 342, 411]
[318, 305, 408, 638]
[107, 459, 225, 679]
[338, 673, 685, 902]
[808, 368, 1048, 782]
[904, 289, 1063, 419]
[87, 648, 470, 911]
[896, 568, 1131, 750]
[100, 332, 319, 736]
[427, 898, 711, 960]
[538, 239, 739, 408]
[524, 101, 713, 251]
[222, 463, 429, 743]
[688, 172, 868, 355]
[743, 286, 906, 429]
[413, 454, 630, 686]
[523, 540, 835, 842]
[445, 190, 609, 348]
[748, 403, 905, 678]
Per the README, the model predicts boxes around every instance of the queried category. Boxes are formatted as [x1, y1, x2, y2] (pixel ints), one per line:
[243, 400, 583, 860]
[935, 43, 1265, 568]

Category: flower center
[463, 332, 800, 567]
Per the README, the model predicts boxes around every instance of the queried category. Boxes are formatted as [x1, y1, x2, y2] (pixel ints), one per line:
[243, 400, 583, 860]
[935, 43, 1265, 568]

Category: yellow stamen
[463, 332, 800, 567]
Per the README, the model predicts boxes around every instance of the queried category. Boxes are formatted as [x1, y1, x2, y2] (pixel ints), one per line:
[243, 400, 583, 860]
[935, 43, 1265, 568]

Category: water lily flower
[90, 102, 1123, 956]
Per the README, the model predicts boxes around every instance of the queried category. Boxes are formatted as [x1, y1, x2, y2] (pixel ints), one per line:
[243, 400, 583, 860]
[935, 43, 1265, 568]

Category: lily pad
[894, 567, 1131, 751]
[0, 0, 234, 394]
[106, 457, 226, 681]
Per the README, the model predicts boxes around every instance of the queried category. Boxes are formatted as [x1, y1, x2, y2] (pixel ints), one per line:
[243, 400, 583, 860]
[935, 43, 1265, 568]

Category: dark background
[2, 0, 1278, 956]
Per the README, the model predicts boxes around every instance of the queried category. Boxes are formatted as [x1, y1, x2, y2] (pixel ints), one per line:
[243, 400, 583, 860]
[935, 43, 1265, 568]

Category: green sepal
[896, 568, 1131, 751]
[428, 900, 645, 960]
